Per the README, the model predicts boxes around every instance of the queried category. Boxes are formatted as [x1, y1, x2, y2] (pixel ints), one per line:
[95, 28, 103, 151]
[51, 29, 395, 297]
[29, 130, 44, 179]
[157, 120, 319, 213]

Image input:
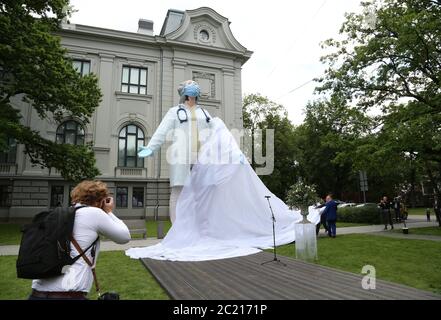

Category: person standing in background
[315, 199, 329, 236]
[322, 193, 338, 238]
[426, 208, 431, 222]
[379, 196, 394, 230]
[393, 197, 402, 222]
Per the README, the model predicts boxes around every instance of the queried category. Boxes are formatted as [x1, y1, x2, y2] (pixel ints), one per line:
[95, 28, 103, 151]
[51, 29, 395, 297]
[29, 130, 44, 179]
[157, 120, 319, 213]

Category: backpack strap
[71, 236, 100, 294]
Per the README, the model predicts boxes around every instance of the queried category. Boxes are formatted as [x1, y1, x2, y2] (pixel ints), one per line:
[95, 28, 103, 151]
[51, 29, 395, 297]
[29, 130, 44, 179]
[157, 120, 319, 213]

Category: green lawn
[274, 234, 441, 294]
[0, 220, 172, 245]
[0, 224, 22, 245]
[0, 251, 169, 300]
[336, 222, 370, 228]
[2, 233, 441, 299]
[393, 226, 441, 237]
[408, 207, 430, 215]
[146, 220, 172, 238]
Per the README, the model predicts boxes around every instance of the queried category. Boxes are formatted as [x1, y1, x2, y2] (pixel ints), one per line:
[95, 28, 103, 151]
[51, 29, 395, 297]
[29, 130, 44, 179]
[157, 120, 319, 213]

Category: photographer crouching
[27, 180, 131, 300]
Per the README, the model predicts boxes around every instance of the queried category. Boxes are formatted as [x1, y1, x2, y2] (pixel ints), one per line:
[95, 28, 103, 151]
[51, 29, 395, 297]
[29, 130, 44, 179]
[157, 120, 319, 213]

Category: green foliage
[316, 0, 441, 202]
[293, 95, 372, 199]
[338, 204, 382, 224]
[0, 0, 102, 181]
[285, 181, 320, 210]
[243, 93, 299, 199]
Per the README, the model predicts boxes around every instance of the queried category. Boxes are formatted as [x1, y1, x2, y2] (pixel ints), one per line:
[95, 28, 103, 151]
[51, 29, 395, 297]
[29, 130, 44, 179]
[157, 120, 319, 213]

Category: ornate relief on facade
[192, 71, 216, 99]
[193, 23, 217, 45]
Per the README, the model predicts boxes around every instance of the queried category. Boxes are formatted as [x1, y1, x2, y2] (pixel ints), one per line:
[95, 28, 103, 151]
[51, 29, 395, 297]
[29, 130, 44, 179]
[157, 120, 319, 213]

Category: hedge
[338, 204, 382, 224]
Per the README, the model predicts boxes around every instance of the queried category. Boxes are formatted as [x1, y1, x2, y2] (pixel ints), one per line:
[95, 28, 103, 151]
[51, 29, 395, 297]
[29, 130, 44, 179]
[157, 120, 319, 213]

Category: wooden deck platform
[141, 252, 440, 300]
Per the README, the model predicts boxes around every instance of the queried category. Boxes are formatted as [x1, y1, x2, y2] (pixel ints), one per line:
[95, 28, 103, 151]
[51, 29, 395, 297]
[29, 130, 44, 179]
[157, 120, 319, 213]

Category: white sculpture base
[294, 222, 318, 261]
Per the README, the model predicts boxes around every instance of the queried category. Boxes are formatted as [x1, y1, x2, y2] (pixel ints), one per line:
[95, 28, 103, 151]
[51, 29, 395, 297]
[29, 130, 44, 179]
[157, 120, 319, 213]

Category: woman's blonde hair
[70, 180, 109, 206]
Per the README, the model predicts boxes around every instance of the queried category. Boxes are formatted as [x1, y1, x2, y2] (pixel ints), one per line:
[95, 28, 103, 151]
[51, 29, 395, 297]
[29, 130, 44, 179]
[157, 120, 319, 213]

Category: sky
[69, 0, 364, 125]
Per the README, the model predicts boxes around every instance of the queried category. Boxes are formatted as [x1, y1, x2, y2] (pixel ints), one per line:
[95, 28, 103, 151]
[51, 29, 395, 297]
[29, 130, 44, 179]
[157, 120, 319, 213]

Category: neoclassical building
[0, 7, 252, 221]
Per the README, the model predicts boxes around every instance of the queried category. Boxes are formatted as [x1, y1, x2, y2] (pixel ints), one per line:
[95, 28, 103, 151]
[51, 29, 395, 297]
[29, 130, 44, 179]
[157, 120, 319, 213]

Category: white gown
[126, 118, 320, 261]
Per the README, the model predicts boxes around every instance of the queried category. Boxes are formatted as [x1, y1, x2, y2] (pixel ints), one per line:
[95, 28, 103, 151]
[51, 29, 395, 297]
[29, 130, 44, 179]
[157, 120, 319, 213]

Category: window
[0, 185, 12, 207]
[121, 66, 147, 95]
[116, 187, 128, 208]
[132, 187, 144, 208]
[0, 66, 5, 81]
[73, 60, 91, 76]
[50, 186, 64, 207]
[0, 137, 17, 164]
[56, 120, 85, 145]
[68, 185, 75, 206]
[118, 125, 144, 168]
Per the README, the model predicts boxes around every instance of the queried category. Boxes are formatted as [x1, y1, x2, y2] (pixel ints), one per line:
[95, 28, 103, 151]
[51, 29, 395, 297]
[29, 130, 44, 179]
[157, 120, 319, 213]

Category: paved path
[0, 238, 161, 256]
[318, 216, 439, 237]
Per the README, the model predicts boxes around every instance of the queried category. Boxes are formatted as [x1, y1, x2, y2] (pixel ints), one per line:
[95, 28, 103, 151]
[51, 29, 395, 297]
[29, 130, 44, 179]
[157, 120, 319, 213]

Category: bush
[338, 204, 382, 224]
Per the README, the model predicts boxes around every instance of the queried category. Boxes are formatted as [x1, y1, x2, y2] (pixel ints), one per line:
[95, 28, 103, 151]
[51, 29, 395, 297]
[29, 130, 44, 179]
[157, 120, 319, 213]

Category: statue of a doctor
[138, 80, 212, 223]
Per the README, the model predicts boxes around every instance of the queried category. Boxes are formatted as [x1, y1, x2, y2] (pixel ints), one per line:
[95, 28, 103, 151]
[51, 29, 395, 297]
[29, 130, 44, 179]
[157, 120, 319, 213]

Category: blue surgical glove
[138, 146, 153, 158]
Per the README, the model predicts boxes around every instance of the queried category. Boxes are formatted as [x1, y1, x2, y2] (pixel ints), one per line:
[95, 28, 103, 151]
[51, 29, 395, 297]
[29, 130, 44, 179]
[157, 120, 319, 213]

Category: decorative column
[171, 59, 187, 109]
[93, 53, 115, 176]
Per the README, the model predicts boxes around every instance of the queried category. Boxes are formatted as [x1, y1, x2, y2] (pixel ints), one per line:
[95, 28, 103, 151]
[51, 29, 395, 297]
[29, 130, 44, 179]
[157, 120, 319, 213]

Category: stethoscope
[177, 104, 211, 124]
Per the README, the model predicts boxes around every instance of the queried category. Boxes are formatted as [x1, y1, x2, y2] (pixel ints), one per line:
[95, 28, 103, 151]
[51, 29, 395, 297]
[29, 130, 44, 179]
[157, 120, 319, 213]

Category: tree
[0, 0, 102, 182]
[243, 93, 299, 199]
[293, 94, 372, 200]
[316, 0, 441, 208]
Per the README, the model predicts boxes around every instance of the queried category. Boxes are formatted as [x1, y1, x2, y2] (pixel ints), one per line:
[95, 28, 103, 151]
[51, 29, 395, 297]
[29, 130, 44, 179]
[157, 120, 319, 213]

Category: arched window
[118, 124, 144, 168]
[0, 137, 17, 164]
[56, 120, 85, 145]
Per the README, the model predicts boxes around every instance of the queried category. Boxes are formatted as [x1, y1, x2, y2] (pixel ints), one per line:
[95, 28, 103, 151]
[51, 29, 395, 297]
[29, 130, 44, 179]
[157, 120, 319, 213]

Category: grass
[0, 224, 22, 245]
[393, 226, 441, 237]
[336, 222, 370, 228]
[408, 207, 430, 215]
[274, 234, 441, 294]
[2, 232, 441, 298]
[0, 251, 169, 300]
[145, 220, 172, 238]
[0, 220, 173, 245]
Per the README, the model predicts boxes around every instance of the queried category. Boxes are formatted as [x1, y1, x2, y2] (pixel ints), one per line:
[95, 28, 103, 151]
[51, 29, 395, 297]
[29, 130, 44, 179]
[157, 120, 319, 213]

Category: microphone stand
[261, 196, 286, 266]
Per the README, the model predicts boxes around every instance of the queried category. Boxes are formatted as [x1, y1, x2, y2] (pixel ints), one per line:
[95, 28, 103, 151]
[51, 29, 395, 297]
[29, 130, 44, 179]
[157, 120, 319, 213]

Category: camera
[98, 291, 120, 300]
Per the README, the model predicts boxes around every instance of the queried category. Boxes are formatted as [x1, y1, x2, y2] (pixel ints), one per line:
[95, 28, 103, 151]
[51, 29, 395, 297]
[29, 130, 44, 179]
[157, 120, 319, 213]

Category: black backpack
[16, 206, 99, 279]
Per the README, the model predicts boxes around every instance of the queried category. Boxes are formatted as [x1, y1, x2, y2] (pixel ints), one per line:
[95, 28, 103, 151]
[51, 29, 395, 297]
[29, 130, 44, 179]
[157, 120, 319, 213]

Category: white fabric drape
[126, 118, 320, 261]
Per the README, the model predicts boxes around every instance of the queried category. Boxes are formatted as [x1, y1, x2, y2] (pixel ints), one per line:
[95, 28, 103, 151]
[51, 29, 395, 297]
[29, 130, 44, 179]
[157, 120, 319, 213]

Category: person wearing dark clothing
[393, 198, 401, 222]
[379, 196, 394, 230]
[322, 194, 338, 238]
[426, 208, 431, 222]
[315, 202, 328, 235]
[434, 199, 441, 226]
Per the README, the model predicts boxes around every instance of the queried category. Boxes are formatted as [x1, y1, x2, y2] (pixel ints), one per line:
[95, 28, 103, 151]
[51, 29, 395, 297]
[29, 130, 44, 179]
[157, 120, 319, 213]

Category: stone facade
[0, 7, 252, 222]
